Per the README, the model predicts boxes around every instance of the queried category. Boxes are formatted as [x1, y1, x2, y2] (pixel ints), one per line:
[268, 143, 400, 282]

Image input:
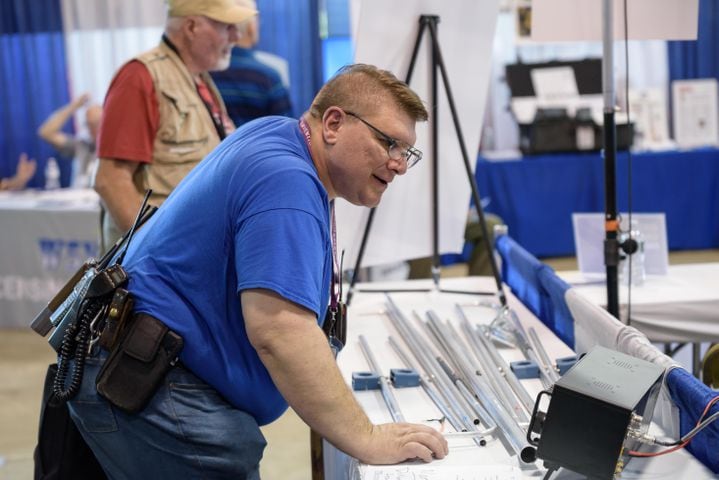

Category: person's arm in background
[37, 93, 90, 151]
[94, 158, 145, 231]
[0, 153, 37, 191]
[243, 289, 449, 464]
[93, 61, 158, 232]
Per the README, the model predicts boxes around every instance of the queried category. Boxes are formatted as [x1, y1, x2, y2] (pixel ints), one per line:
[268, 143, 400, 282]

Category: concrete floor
[1, 249, 717, 479]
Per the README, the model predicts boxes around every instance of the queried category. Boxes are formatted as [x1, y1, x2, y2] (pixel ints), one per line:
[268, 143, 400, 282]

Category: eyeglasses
[344, 111, 423, 169]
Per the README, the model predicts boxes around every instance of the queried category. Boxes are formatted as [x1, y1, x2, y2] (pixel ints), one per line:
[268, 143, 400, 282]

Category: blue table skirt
[474, 148, 719, 258]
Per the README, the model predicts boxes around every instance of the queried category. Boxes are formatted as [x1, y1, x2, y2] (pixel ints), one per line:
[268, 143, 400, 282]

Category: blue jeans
[68, 351, 266, 479]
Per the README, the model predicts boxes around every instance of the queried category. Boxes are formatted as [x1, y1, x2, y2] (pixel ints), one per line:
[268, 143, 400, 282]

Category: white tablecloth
[323, 277, 714, 479]
[0, 188, 100, 328]
[559, 264, 719, 343]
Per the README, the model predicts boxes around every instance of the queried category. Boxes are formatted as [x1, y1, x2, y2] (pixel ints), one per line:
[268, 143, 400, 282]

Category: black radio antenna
[115, 189, 154, 266]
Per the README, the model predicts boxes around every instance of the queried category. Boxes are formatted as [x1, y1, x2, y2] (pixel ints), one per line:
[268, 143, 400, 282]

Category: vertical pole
[602, 0, 620, 318]
[428, 15, 441, 288]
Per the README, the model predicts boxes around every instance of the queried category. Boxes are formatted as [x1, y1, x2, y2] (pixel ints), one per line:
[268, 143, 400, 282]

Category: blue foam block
[390, 368, 420, 388]
[510, 360, 540, 379]
[352, 371, 380, 390]
[556, 355, 578, 375]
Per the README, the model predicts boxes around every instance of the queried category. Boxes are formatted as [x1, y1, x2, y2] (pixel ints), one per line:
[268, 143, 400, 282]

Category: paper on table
[361, 464, 521, 480]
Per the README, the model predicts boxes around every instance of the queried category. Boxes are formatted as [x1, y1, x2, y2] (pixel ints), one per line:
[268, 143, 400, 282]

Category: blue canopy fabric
[666, 367, 719, 473]
[495, 234, 574, 348]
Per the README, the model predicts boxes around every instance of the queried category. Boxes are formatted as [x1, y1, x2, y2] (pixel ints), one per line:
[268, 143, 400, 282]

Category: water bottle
[45, 157, 61, 190]
[619, 226, 645, 286]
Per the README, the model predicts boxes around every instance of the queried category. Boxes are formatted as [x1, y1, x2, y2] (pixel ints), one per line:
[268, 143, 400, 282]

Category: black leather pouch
[97, 288, 134, 351]
[95, 313, 183, 413]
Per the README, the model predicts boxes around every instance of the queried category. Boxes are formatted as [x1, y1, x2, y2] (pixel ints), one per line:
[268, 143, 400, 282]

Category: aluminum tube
[388, 336, 493, 446]
[447, 323, 531, 424]
[457, 304, 534, 414]
[384, 304, 475, 429]
[418, 320, 490, 427]
[393, 315, 482, 432]
[358, 335, 405, 422]
[419, 310, 533, 459]
[388, 336, 466, 434]
[445, 319, 527, 424]
[602, 0, 615, 110]
[435, 355, 498, 434]
[384, 297, 494, 438]
[473, 324, 535, 414]
[528, 327, 560, 383]
[426, 312, 524, 424]
[447, 349, 533, 460]
[500, 307, 555, 389]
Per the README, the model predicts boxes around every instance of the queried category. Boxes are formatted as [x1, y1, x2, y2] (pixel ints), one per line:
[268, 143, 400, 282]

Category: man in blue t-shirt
[68, 63, 448, 478]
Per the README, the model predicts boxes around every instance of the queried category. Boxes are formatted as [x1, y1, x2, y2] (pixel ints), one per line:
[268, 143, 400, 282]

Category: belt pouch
[96, 313, 183, 413]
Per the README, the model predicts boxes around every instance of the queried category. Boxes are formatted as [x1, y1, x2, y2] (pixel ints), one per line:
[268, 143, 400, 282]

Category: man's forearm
[94, 158, 145, 231]
[256, 320, 376, 458]
[102, 189, 145, 232]
[38, 97, 85, 148]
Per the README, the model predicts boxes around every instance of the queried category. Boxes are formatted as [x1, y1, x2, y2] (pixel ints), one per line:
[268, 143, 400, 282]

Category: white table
[559, 264, 719, 374]
[323, 277, 714, 479]
[0, 188, 100, 328]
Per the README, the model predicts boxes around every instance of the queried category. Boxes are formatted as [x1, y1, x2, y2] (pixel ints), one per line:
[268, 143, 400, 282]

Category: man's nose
[388, 156, 408, 175]
[228, 25, 240, 44]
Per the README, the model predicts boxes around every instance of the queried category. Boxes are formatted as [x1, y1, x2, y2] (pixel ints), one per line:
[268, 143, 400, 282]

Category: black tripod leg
[427, 20, 507, 307]
[348, 16, 432, 307]
[405, 16, 431, 84]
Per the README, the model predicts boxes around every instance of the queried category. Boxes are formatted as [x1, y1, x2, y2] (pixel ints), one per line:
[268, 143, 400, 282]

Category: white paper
[531, 66, 578, 102]
[572, 212, 669, 277]
[672, 79, 719, 148]
[361, 464, 522, 480]
[628, 88, 671, 150]
[531, 0, 698, 42]
[338, 0, 499, 268]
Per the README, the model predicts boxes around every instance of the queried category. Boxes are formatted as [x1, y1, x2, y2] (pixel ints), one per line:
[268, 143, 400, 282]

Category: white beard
[211, 53, 232, 72]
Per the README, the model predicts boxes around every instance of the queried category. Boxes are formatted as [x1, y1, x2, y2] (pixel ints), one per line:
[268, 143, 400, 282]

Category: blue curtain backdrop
[1, 0, 321, 187]
[0, 0, 72, 188]
[256, 0, 323, 117]
[668, 0, 719, 82]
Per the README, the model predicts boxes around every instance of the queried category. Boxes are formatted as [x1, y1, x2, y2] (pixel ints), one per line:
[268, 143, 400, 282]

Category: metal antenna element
[358, 335, 405, 423]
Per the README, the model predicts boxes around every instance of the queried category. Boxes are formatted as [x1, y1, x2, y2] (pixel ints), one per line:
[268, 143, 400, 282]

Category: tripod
[345, 15, 506, 308]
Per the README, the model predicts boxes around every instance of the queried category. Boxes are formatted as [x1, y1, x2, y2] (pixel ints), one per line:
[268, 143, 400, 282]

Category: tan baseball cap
[167, 0, 257, 24]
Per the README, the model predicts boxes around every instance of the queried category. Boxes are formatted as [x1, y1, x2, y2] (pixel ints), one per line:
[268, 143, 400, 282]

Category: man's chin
[354, 195, 381, 209]
[209, 56, 232, 72]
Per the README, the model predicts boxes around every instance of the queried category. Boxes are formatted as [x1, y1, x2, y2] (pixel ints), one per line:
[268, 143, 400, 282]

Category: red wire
[628, 395, 719, 457]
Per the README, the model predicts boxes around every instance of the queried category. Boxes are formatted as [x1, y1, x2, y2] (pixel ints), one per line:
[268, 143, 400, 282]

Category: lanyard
[298, 118, 341, 310]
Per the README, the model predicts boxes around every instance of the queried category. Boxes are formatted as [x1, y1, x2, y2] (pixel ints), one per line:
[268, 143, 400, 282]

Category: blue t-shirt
[121, 116, 332, 425]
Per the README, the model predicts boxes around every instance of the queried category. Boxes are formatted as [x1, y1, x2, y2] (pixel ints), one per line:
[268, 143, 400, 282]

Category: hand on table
[357, 422, 449, 465]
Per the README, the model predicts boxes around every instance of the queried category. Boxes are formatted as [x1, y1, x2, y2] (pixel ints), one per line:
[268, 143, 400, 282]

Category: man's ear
[322, 107, 344, 145]
[183, 16, 199, 37]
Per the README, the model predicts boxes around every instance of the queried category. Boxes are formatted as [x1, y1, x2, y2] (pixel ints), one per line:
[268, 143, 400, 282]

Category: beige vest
[135, 41, 229, 206]
[101, 41, 230, 252]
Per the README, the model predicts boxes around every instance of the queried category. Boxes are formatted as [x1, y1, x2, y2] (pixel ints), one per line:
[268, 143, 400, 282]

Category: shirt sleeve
[96, 60, 159, 164]
[235, 208, 329, 318]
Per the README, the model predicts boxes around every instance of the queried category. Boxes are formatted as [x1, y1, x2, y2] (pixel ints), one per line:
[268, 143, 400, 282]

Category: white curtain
[60, 0, 166, 134]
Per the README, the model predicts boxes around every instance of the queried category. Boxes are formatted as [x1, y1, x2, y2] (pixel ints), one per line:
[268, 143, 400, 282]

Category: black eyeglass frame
[344, 110, 423, 169]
